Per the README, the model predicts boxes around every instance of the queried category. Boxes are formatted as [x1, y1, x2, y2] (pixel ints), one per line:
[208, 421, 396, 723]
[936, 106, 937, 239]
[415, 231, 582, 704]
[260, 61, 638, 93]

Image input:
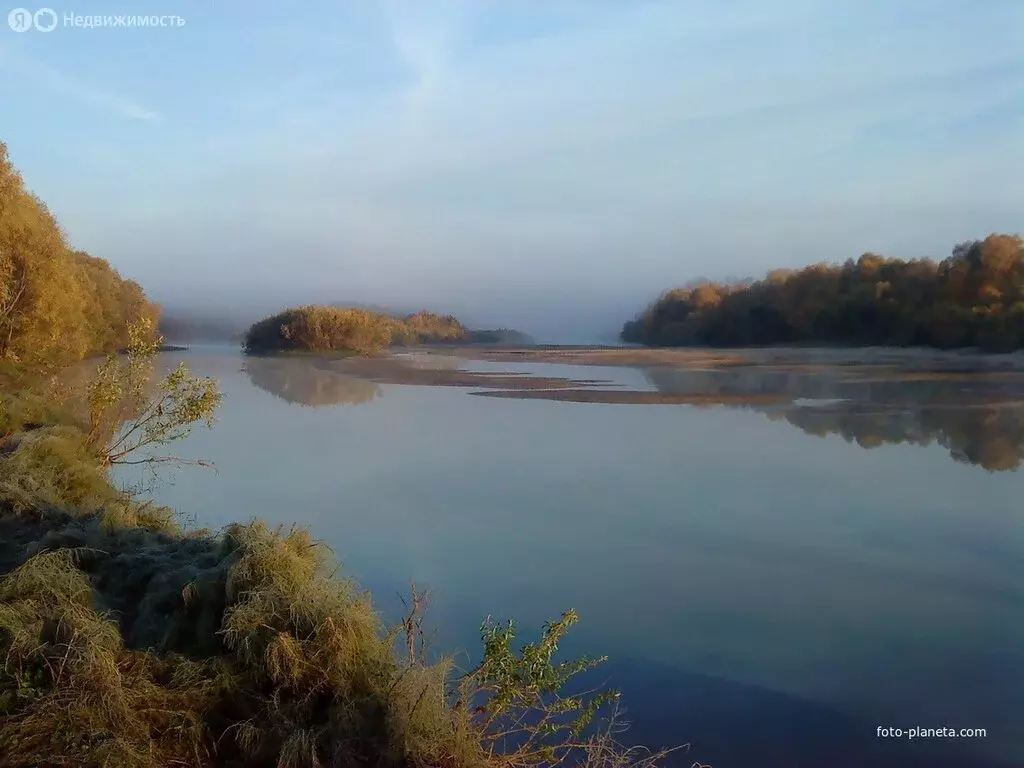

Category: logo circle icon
[7, 7, 33, 31]
[33, 7, 57, 32]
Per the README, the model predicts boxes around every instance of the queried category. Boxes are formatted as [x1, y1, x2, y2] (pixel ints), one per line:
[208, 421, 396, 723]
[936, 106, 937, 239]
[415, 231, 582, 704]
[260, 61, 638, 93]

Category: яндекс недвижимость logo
[7, 8, 184, 31]
[8, 7, 58, 31]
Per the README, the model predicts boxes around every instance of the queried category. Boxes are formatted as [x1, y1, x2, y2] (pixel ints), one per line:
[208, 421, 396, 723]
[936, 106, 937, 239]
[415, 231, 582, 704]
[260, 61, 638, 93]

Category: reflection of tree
[244, 357, 381, 408]
[776, 405, 1024, 472]
[645, 368, 1024, 472]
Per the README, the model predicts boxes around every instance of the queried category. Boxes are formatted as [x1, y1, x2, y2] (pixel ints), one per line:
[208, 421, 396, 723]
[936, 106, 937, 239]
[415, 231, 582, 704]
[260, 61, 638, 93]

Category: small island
[242, 305, 532, 355]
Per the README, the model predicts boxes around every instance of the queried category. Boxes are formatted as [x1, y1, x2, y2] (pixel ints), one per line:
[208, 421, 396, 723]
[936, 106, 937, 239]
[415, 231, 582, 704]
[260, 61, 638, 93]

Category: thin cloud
[0, 46, 160, 121]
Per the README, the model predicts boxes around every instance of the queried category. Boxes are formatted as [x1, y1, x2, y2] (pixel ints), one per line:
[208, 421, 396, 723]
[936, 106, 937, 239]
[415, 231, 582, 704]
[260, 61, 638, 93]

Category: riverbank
[0, 359, 662, 767]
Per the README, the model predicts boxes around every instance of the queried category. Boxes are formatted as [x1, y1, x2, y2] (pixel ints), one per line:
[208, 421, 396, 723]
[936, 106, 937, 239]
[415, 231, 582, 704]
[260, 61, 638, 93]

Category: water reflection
[244, 357, 382, 407]
[134, 351, 1024, 766]
[390, 351, 462, 371]
[646, 367, 1024, 471]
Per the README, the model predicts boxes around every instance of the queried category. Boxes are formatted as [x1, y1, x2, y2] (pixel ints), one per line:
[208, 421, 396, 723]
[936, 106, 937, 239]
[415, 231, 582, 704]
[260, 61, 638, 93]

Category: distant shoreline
[419, 344, 1024, 372]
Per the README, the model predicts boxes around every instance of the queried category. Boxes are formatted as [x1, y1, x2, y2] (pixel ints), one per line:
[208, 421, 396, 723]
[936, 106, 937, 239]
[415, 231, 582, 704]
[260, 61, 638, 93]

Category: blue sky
[1, 0, 1022, 339]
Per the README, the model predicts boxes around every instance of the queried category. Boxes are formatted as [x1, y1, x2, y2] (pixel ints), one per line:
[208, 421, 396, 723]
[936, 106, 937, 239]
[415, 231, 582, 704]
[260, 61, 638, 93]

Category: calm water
[119, 346, 1024, 768]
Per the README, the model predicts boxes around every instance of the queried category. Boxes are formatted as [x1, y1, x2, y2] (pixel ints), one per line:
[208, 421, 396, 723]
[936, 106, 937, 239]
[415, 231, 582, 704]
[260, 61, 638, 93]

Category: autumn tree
[623, 234, 1024, 352]
[0, 142, 158, 368]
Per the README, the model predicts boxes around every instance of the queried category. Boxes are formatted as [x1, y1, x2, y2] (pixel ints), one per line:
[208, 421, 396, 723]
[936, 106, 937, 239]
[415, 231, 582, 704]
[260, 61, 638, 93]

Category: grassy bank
[0, 356, 674, 768]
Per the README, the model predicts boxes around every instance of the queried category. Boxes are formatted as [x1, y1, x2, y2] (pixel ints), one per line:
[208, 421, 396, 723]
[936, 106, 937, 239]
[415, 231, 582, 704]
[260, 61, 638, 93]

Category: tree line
[622, 234, 1024, 351]
[0, 143, 159, 368]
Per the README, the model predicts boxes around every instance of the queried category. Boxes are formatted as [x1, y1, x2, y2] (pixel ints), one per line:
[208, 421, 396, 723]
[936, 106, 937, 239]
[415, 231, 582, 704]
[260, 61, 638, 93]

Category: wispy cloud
[0, 46, 160, 121]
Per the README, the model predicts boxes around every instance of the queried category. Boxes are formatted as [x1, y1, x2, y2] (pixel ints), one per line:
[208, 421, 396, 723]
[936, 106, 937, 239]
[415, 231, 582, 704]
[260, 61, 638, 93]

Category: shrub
[401, 310, 470, 344]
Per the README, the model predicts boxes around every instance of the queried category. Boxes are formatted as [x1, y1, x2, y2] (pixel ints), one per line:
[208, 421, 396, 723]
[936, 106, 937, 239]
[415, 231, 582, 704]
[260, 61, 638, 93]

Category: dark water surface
[118, 346, 1024, 768]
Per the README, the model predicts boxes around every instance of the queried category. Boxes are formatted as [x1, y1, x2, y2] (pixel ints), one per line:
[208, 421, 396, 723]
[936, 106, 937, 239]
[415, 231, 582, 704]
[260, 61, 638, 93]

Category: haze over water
[115, 347, 1024, 768]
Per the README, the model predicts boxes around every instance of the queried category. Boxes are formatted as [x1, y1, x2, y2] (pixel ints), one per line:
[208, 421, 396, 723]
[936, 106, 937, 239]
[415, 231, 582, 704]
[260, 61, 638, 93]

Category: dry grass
[0, 374, 689, 768]
[0, 504, 476, 767]
[0, 507, 678, 767]
[0, 548, 216, 767]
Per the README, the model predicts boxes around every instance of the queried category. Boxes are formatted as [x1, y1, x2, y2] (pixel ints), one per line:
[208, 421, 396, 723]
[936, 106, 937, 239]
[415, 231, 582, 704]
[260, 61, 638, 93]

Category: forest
[622, 234, 1024, 351]
[0, 145, 159, 367]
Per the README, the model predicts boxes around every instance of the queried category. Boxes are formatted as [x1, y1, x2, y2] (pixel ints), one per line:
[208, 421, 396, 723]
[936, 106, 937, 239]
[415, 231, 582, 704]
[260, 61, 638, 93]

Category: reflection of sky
[118, 351, 1024, 767]
[456, 358, 656, 390]
[395, 352, 657, 390]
